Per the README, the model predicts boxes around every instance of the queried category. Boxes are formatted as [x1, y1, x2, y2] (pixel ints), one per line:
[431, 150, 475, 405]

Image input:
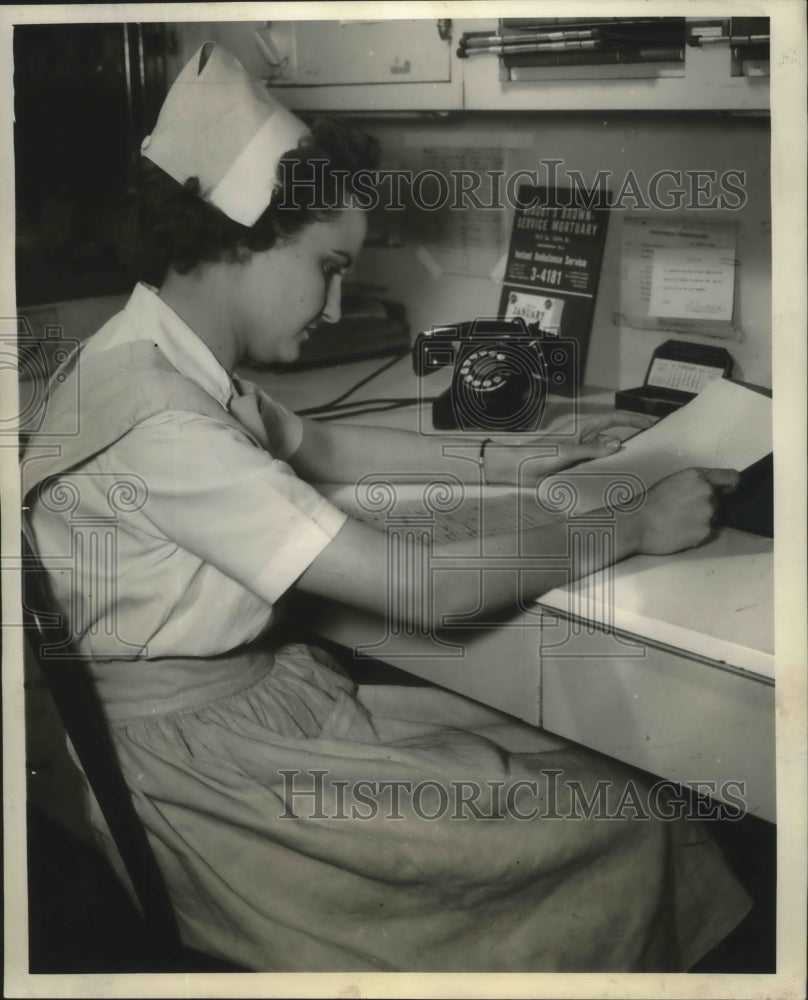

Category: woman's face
[231, 205, 367, 366]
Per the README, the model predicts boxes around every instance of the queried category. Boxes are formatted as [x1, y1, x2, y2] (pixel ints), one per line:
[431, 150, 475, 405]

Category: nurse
[23, 43, 749, 972]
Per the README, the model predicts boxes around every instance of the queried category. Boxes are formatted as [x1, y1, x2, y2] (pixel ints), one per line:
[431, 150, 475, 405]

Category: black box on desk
[285, 298, 409, 370]
[716, 380, 773, 538]
[717, 452, 773, 538]
[615, 339, 733, 417]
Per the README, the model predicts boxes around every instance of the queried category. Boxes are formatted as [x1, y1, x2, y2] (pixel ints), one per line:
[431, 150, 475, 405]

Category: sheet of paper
[649, 245, 736, 320]
[617, 217, 739, 337]
[537, 379, 772, 514]
[417, 146, 508, 278]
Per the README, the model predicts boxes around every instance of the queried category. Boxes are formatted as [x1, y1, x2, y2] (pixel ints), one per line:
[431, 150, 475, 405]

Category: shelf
[460, 20, 769, 112]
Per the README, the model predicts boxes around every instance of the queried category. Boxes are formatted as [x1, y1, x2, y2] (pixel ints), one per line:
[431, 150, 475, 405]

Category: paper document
[419, 146, 508, 278]
[537, 379, 772, 514]
[649, 246, 736, 321]
[618, 218, 738, 337]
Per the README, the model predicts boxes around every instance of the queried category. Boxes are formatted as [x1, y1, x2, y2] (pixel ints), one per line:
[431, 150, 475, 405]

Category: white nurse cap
[140, 42, 309, 227]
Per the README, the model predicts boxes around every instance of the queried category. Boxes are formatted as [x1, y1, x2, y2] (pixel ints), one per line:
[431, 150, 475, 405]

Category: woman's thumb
[565, 438, 622, 463]
[592, 437, 623, 458]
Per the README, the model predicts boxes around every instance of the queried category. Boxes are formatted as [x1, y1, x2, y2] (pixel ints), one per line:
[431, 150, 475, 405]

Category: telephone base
[431, 386, 546, 434]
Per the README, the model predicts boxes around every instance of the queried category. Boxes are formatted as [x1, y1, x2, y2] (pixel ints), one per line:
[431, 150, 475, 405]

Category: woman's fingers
[612, 411, 658, 429]
[590, 411, 655, 431]
[575, 411, 656, 443]
[556, 438, 622, 465]
[701, 467, 741, 493]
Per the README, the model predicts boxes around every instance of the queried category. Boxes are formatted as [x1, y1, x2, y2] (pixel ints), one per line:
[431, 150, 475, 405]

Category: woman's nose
[320, 274, 343, 324]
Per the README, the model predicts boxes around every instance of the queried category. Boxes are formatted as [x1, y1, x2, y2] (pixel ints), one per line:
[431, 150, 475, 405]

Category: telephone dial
[412, 317, 578, 433]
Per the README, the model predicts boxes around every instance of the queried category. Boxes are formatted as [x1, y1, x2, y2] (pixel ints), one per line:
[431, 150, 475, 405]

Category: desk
[536, 528, 774, 821]
[244, 357, 775, 822]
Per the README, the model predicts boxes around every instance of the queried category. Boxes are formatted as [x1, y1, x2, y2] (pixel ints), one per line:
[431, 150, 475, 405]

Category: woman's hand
[545, 410, 656, 445]
[632, 467, 739, 555]
[484, 411, 656, 486]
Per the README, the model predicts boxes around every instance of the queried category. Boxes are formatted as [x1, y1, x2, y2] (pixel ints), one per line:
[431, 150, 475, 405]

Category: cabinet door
[201, 20, 462, 112]
[538, 622, 776, 822]
[285, 20, 451, 86]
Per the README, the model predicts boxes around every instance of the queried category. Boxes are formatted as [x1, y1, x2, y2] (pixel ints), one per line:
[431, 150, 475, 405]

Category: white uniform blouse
[29, 283, 348, 660]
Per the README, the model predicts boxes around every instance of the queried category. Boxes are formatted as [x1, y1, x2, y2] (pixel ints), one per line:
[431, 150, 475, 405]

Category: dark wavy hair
[118, 118, 380, 286]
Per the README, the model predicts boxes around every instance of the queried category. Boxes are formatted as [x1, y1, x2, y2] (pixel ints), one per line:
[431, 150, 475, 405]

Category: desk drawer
[539, 627, 775, 822]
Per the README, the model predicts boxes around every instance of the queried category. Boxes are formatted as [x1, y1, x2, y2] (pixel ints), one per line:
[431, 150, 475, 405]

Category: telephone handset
[412, 317, 577, 432]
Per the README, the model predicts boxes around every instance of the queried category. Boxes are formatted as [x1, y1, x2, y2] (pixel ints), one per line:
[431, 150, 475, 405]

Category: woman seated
[22, 42, 749, 972]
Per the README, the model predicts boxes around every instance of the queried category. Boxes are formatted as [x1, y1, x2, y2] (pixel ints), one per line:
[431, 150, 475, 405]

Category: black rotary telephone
[412, 317, 578, 433]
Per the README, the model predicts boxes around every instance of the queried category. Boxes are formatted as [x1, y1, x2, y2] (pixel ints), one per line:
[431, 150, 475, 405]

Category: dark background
[14, 23, 169, 305]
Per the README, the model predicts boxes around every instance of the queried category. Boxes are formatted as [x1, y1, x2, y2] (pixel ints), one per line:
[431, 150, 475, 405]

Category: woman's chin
[245, 331, 308, 368]
[277, 338, 304, 365]
[241, 345, 295, 369]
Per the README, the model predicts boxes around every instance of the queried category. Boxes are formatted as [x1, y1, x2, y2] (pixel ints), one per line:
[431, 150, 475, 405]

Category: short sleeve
[258, 390, 304, 461]
[104, 411, 347, 605]
[232, 376, 304, 461]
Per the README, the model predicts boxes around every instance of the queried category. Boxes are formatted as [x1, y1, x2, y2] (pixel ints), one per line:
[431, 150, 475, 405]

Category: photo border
[2, 2, 805, 998]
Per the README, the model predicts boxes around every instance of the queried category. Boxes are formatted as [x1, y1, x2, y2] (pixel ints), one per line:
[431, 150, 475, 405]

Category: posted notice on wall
[617, 218, 739, 338]
[416, 146, 508, 278]
[497, 185, 611, 386]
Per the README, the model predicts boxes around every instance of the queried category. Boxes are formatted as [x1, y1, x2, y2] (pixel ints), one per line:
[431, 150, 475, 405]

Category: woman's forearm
[430, 508, 642, 623]
[298, 504, 643, 633]
[298, 467, 721, 633]
[288, 417, 487, 484]
[286, 413, 641, 488]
